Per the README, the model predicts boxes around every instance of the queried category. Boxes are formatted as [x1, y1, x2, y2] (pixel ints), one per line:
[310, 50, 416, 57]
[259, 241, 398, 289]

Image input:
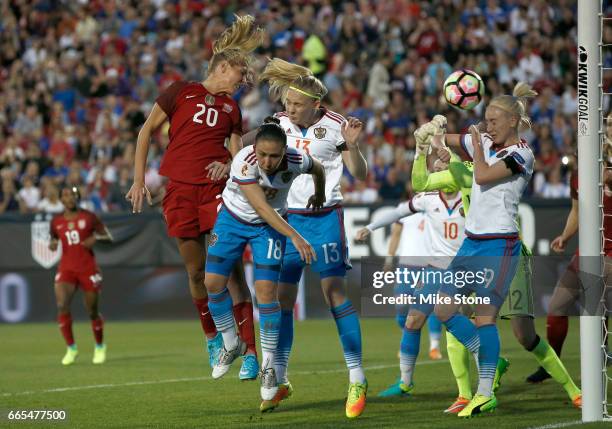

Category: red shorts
[55, 269, 102, 292]
[162, 180, 225, 238]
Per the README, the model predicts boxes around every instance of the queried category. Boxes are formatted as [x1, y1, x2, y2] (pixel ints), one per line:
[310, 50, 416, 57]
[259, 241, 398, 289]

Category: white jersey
[460, 133, 534, 238]
[397, 212, 427, 257]
[403, 192, 466, 263]
[222, 146, 313, 224]
[275, 109, 345, 211]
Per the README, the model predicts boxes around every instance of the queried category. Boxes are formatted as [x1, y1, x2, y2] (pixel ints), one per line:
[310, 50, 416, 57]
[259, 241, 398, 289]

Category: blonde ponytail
[489, 81, 538, 130]
[260, 58, 328, 102]
[209, 15, 264, 76]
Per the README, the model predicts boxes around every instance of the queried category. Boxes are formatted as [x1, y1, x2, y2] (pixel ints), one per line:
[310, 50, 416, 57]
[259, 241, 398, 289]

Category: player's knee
[57, 304, 70, 314]
[405, 312, 426, 329]
[433, 305, 451, 323]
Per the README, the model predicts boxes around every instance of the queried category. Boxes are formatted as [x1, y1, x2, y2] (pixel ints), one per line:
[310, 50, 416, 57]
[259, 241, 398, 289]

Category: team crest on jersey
[68, 222, 75, 230]
[313, 127, 326, 139]
[205, 94, 215, 106]
[78, 219, 86, 229]
[222, 103, 233, 113]
[281, 171, 293, 183]
[209, 232, 218, 247]
[241, 164, 249, 176]
[31, 215, 61, 268]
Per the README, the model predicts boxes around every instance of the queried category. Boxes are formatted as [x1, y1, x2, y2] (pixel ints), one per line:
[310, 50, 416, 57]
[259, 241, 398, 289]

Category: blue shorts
[439, 236, 521, 308]
[279, 207, 350, 284]
[395, 266, 442, 316]
[205, 207, 285, 282]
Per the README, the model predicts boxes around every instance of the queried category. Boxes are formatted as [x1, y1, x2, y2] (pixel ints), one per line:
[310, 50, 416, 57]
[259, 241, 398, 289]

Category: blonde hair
[260, 58, 328, 103]
[209, 15, 264, 78]
[488, 82, 538, 130]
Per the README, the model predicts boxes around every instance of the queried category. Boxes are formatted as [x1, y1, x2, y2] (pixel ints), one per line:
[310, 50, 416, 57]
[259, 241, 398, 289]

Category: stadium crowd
[0, 0, 593, 213]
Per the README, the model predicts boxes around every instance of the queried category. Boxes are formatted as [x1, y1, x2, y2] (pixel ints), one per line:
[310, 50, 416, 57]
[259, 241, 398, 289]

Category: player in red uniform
[49, 186, 112, 365]
[126, 15, 264, 378]
[527, 165, 612, 382]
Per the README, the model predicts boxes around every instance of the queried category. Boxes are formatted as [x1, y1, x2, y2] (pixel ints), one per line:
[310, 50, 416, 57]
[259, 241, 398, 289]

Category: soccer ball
[443, 69, 485, 110]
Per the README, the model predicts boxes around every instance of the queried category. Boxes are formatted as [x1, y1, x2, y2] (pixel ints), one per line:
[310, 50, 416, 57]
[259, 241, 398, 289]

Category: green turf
[0, 318, 608, 429]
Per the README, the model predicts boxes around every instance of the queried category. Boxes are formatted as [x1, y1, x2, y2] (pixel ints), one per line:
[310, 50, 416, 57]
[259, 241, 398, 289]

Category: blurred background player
[258, 59, 368, 418]
[430, 83, 536, 417]
[49, 186, 112, 365]
[203, 122, 324, 406]
[417, 118, 581, 412]
[384, 205, 444, 363]
[126, 16, 263, 379]
[355, 151, 465, 399]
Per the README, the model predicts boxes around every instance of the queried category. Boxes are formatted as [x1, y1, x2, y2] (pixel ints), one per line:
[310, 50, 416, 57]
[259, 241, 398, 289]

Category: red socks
[233, 301, 257, 356]
[193, 297, 218, 339]
[58, 313, 74, 346]
[91, 316, 104, 345]
[546, 315, 569, 357]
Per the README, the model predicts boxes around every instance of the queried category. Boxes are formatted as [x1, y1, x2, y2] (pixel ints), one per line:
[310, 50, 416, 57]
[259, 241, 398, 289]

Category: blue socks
[477, 324, 500, 397]
[331, 300, 365, 383]
[259, 301, 281, 370]
[274, 310, 294, 383]
[399, 327, 420, 385]
[207, 288, 238, 350]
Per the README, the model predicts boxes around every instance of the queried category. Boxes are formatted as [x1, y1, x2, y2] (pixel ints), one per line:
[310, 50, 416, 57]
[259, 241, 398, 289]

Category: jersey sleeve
[459, 133, 475, 160]
[92, 212, 105, 234]
[411, 154, 459, 193]
[155, 81, 188, 117]
[502, 146, 534, 177]
[231, 149, 259, 185]
[49, 217, 58, 239]
[366, 201, 414, 231]
[408, 193, 428, 213]
[287, 148, 314, 174]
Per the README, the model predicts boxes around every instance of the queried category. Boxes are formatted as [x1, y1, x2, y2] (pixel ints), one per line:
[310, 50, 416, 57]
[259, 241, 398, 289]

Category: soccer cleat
[260, 367, 278, 401]
[92, 344, 106, 364]
[206, 333, 223, 368]
[572, 394, 582, 409]
[444, 396, 471, 414]
[493, 357, 510, 393]
[377, 378, 414, 397]
[457, 394, 497, 418]
[61, 346, 78, 366]
[212, 339, 246, 379]
[429, 347, 442, 360]
[239, 353, 259, 381]
[526, 366, 551, 383]
[346, 380, 368, 418]
[260, 381, 293, 412]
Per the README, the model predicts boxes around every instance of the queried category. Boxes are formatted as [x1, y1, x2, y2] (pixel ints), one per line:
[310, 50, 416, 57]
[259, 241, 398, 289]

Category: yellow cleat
[345, 380, 367, 418]
[260, 382, 293, 412]
[92, 344, 106, 364]
[429, 347, 442, 360]
[62, 346, 78, 366]
[457, 394, 497, 418]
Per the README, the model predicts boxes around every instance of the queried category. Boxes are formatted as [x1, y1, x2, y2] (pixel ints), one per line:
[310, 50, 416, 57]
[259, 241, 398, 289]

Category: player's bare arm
[206, 133, 243, 181]
[470, 125, 513, 185]
[340, 117, 367, 181]
[126, 103, 167, 212]
[551, 197, 579, 253]
[240, 183, 316, 264]
[306, 159, 326, 210]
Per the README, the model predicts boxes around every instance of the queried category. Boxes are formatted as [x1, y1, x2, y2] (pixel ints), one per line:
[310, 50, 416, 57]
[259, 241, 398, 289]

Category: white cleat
[212, 339, 246, 379]
[260, 367, 278, 401]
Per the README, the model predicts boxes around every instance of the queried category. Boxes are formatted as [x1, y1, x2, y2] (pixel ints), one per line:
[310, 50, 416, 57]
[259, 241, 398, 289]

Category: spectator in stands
[37, 182, 63, 214]
[17, 176, 41, 213]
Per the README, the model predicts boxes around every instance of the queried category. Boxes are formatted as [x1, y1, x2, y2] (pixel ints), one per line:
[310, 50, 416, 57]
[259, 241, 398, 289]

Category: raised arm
[340, 117, 367, 181]
[355, 202, 414, 242]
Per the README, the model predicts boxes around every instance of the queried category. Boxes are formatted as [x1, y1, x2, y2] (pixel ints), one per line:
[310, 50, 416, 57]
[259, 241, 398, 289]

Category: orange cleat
[346, 381, 368, 418]
[572, 394, 582, 409]
[429, 347, 443, 360]
[444, 396, 471, 414]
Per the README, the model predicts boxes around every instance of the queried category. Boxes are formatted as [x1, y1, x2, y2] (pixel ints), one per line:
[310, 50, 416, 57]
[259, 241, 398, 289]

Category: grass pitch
[1, 318, 607, 428]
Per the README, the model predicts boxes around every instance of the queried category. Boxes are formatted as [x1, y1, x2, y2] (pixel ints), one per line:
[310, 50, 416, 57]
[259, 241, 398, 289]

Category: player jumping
[126, 16, 263, 379]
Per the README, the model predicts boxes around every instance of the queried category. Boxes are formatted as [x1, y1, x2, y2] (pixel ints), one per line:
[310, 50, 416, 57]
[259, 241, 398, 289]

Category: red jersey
[570, 170, 612, 255]
[50, 210, 104, 272]
[157, 81, 242, 185]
